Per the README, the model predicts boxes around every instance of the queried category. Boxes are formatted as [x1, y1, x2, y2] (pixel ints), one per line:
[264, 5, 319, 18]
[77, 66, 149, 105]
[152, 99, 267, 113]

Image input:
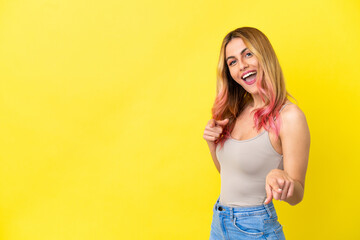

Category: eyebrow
[226, 48, 248, 62]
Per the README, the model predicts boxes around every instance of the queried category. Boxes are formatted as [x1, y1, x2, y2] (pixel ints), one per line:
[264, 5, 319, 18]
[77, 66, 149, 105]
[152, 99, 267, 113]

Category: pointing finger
[264, 183, 273, 204]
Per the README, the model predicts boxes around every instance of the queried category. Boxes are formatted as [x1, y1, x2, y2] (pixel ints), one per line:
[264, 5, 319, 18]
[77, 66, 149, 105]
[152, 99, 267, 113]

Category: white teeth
[242, 71, 257, 79]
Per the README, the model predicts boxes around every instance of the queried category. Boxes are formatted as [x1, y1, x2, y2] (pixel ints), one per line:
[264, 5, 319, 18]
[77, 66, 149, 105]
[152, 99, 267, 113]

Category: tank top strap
[274, 102, 293, 121]
[279, 102, 293, 113]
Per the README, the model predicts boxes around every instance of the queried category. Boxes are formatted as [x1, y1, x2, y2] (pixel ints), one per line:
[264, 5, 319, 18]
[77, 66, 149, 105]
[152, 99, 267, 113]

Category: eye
[229, 60, 236, 66]
[245, 52, 253, 57]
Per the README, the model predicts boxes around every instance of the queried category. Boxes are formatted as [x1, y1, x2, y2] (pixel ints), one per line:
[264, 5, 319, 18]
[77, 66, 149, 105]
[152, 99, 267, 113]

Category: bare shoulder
[281, 103, 307, 122]
[280, 103, 310, 137]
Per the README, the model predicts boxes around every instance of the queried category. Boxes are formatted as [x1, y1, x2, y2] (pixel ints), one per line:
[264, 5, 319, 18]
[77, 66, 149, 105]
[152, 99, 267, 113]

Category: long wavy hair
[212, 27, 295, 149]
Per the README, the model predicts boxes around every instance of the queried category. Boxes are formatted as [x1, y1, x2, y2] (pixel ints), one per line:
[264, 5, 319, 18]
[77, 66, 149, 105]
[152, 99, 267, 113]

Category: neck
[247, 93, 265, 109]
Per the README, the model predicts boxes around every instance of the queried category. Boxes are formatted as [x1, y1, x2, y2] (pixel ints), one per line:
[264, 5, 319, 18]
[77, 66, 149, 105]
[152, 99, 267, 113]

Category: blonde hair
[212, 27, 295, 148]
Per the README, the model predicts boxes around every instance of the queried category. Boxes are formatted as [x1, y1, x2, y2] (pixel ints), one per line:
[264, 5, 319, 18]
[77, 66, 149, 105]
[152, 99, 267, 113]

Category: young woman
[203, 27, 310, 239]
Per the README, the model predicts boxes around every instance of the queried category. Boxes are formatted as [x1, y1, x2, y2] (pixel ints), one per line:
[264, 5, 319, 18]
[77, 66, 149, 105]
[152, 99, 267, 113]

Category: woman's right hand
[203, 118, 229, 143]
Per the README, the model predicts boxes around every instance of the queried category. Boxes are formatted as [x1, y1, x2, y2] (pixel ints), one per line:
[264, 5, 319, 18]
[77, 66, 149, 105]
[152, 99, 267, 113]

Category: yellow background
[0, 0, 359, 239]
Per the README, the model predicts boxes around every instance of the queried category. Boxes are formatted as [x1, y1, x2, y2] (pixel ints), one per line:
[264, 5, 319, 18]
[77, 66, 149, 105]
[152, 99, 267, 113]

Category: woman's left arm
[264, 105, 310, 206]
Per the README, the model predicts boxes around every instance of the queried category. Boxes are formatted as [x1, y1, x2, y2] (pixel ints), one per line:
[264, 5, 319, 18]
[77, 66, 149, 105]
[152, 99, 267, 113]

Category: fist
[203, 118, 229, 142]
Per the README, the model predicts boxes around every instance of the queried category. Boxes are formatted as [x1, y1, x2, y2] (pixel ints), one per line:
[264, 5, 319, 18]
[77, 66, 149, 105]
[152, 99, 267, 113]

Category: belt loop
[264, 202, 273, 218]
[214, 197, 220, 211]
[230, 207, 234, 221]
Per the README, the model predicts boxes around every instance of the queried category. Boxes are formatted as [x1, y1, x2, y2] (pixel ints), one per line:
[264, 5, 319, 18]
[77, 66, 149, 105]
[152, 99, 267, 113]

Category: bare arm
[206, 141, 220, 173]
[264, 104, 310, 206]
[280, 105, 310, 205]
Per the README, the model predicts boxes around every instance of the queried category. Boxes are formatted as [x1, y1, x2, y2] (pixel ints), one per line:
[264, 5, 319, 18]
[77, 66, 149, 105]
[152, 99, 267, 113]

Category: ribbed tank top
[216, 103, 292, 207]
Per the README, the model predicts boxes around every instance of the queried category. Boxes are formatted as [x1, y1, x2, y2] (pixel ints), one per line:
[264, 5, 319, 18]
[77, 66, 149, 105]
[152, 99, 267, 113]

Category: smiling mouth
[242, 71, 257, 85]
[241, 71, 257, 80]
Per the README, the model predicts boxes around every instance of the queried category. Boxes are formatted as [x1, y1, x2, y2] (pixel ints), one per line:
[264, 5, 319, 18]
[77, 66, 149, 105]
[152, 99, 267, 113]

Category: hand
[203, 118, 229, 143]
[264, 169, 294, 204]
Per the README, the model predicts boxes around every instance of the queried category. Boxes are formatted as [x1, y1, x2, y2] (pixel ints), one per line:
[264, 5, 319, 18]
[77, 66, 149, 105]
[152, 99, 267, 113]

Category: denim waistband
[214, 196, 276, 220]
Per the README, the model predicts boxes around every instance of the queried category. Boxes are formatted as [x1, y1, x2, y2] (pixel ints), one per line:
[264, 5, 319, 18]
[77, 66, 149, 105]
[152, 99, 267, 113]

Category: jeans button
[218, 206, 223, 211]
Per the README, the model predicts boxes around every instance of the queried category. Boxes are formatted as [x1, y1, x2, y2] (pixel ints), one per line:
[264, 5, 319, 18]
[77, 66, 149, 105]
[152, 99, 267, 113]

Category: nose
[239, 59, 248, 71]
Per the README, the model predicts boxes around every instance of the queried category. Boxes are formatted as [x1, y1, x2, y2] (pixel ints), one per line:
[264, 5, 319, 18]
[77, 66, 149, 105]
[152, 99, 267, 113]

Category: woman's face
[225, 38, 260, 95]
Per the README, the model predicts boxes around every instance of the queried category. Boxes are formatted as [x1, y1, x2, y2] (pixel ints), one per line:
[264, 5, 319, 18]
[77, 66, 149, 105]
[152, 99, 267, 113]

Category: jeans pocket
[232, 216, 265, 237]
[263, 217, 285, 240]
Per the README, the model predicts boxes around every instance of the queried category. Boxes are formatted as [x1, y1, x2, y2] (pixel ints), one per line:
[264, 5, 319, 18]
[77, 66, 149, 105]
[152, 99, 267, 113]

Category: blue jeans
[209, 197, 286, 240]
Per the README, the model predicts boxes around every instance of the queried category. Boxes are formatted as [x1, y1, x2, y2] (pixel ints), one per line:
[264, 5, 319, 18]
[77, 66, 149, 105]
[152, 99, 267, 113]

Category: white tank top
[216, 103, 292, 207]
